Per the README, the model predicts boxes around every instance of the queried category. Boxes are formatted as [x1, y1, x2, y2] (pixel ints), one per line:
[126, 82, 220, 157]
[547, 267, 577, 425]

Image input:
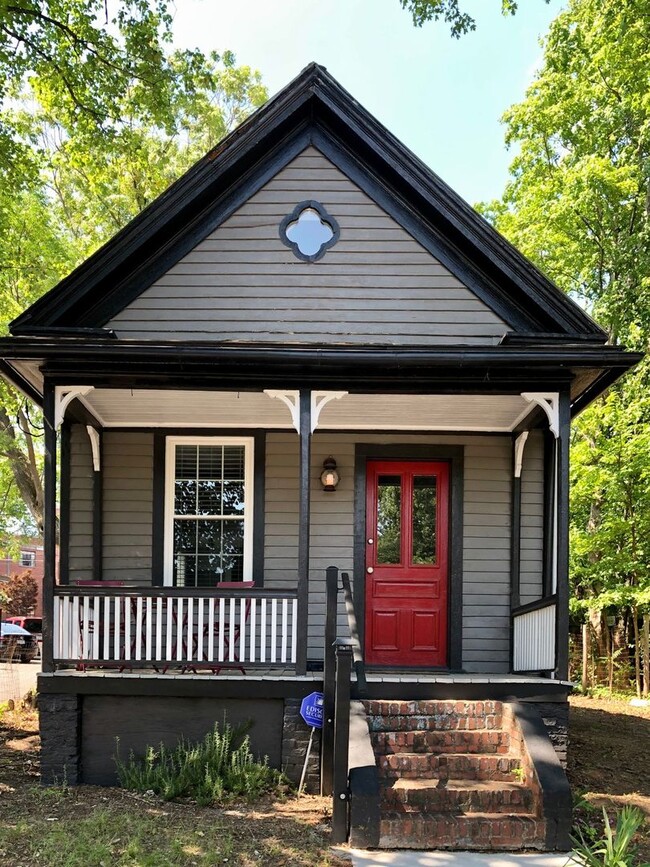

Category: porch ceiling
[60, 387, 535, 432]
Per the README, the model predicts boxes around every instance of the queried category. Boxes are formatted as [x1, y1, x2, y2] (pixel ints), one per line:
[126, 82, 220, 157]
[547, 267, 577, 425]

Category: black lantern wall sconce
[320, 456, 340, 492]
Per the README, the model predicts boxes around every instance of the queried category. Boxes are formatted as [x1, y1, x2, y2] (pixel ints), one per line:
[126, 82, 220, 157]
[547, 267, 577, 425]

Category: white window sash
[163, 436, 255, 586]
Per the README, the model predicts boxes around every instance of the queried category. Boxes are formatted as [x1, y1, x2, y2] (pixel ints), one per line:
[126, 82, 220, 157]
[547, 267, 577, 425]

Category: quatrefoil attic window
[279, 200, 340, 262]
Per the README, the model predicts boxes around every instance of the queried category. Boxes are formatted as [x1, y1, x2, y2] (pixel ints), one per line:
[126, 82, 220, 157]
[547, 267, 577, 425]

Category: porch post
[296, 389, 311, 676]
[555, 389, 571, 681]
[42, 380, 57, 673]
[90, 429, 103, 582]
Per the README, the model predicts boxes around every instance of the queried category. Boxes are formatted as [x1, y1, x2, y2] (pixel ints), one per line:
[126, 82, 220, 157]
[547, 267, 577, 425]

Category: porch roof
[0, 337, 642, 419]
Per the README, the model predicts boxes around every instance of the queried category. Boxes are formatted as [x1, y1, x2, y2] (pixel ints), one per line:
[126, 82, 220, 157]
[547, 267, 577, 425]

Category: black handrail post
[331, 638, 353, 844]
[321, 565, 339, 796]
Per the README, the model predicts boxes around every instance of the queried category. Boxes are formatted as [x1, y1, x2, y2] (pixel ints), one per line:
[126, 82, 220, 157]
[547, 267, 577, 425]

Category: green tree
[480, 0, 650, 691]
[399, 0, 549, 35]
[0, 45, 267, 534]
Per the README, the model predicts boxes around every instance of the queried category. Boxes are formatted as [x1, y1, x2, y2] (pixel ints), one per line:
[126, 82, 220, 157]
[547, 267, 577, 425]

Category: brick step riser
[379, 814, 546, 851]
[380, 788, 535, 815]
[368, 714, 502, 733]
[365, 700, 503, 718]
[372, 730, 511, 755]
[377, 753, 521, 781]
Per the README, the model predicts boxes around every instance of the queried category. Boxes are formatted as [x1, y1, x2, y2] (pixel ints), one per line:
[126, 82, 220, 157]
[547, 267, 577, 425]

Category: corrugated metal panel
[107, 147, 508, 345]
[513, 603, 556, 672]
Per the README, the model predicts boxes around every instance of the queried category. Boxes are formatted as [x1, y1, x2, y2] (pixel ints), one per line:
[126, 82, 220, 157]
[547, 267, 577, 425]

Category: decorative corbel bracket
[514, 430, 529, 479]
[310, 391, 348, 433]
[264, 389, 301, 433]
[86, 426, 101, 472]
[521, 392, 559, 438]
[54, 385, 94, 429]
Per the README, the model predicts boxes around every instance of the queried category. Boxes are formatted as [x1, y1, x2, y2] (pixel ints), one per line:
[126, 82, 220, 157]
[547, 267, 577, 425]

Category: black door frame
[353, 444, 464, 672]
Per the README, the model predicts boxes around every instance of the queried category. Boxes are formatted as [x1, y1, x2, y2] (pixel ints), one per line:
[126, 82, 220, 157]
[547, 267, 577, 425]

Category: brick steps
[377, 751, 522, 781]
[371, 729, 511, 754]
[364, 699, 545, 850]
[381, 778, 534, 814]
[379, 812, 546, 850]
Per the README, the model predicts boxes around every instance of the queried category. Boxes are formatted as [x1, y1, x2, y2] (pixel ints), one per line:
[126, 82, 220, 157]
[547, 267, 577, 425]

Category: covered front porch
[9, 352, 581, 685]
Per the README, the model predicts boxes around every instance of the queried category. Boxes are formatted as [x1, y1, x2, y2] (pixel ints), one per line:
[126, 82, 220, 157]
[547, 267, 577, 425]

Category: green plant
[115, 721, 288, 806]
[512, 766, 526, 783]
[571, 806, 649, 866]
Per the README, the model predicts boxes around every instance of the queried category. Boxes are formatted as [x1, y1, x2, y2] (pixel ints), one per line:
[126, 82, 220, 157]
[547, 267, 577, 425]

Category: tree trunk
[643, 612, 650, 698]
[632, 605, 642, 699]
[0, 402, 44, 532]
[582, 622, 590, 692]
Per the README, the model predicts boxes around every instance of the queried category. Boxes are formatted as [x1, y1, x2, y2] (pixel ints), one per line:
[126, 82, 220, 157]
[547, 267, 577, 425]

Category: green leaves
[484, 0, 650, 630]
[399, 0, 550, 35]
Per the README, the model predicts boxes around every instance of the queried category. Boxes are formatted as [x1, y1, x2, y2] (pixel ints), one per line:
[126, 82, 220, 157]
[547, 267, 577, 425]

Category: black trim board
[353, 444, 464, 672]
[0, 360, 43, 406]
[512, 701, 572, 850]
[38, 672, 322, 700]
[11, 63, 605, 338]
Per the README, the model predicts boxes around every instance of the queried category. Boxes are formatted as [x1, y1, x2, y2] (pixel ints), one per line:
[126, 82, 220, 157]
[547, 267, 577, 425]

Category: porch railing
[53, 587, 298, 669]
[512, 595, 557, 673]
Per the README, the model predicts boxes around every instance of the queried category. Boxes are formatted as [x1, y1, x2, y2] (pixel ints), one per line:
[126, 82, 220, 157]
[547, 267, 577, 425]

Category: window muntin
[164, 438, 254, 586]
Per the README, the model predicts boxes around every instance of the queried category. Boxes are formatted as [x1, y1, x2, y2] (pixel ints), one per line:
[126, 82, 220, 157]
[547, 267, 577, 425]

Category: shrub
[572, 805, 649, 867]
[115, 720, 287, 807]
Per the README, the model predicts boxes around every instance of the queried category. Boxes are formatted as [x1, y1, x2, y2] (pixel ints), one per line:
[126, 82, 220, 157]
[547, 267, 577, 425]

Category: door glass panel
[412, 475, 437, 565]
[376, 475, 401, 564]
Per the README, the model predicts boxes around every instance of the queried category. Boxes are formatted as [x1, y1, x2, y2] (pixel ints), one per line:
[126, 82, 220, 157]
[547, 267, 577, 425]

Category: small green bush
[572, 805, 649, 867]
[115, 721, 287, 806]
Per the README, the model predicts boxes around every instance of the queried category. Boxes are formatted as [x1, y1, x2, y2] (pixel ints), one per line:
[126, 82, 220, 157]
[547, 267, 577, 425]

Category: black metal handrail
[340, 571, 367, 695]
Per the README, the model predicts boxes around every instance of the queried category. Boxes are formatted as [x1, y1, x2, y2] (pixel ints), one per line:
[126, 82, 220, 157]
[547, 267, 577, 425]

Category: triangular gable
[107, 146, 509, 346]
[10, 63, 606, 341]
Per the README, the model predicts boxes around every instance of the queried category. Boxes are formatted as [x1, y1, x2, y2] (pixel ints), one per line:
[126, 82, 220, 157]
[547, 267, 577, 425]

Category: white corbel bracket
[310, 391, 348, 433]
[264, 389, 300, 433]
[521, 392, 559, 439]
[54, 385, 94, 429]
[86, 426, 101, 472]
[514, 431, 529, 479]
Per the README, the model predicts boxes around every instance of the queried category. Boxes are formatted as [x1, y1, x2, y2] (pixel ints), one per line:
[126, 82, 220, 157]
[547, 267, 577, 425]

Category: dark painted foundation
[38, 682, 323, 794]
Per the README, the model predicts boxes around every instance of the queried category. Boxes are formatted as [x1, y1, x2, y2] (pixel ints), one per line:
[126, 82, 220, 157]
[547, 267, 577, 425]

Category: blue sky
[172, 0, 565, 205]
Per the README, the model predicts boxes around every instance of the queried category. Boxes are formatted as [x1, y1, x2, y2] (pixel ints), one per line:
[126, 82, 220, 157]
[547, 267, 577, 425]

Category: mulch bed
[568, 694, 650, 860]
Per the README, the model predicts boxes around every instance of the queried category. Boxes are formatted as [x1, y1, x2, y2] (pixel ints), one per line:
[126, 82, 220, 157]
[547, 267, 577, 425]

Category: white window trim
[163, 436, 255, 587]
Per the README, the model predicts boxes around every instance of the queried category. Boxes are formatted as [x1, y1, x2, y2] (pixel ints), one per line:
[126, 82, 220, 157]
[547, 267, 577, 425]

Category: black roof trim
[11, 63, 606, 338]
[0, 335, 638, 368]
[500, 332, 609, 345]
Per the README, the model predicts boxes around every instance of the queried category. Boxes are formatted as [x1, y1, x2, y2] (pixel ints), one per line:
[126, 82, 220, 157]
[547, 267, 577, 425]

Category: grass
[0, 708, 347, 867]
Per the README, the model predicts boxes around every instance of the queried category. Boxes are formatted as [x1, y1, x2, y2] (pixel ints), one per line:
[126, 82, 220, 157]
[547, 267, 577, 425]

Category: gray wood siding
[264, 433, 516, 671]
[520, 430, 544, 606]
[68, 424, 93, 582]
[66, 427, 544, 671]
[108, 147, 507, 345]
[102, 432, 153, 583]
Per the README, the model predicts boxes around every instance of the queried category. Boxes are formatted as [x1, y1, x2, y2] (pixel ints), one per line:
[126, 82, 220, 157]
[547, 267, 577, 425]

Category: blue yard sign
[300, 691, 324, 729]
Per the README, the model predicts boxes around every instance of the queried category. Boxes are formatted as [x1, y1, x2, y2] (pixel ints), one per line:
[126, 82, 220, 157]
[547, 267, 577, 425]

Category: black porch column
[296, 390, 311, 676]
[42, 381, 57, 673]
[91, 429, 103, 582]
[555, 390, 571, 681]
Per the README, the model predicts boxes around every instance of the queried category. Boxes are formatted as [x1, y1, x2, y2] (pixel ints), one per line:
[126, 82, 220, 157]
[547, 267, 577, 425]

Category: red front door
[364, 460, 449, 667]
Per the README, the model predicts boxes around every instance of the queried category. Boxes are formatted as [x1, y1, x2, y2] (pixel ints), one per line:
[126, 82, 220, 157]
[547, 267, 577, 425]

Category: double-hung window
[164, 437, 254, 586]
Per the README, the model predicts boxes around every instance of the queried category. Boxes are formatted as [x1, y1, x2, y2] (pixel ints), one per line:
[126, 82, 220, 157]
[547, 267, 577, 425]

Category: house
[0, 539, 45, 616]
[0, 64, 640, 850]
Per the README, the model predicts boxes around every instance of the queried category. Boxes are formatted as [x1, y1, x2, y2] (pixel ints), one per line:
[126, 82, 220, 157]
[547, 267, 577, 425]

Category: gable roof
[10, 63, 606, 340]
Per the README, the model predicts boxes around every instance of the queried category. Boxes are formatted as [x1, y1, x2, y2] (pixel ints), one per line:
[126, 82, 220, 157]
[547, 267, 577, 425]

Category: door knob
[367, 567, 374, 574]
